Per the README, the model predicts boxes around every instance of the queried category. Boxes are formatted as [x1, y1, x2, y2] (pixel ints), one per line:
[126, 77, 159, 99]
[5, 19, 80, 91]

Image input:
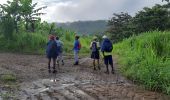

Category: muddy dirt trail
[0, 53, 170, 100]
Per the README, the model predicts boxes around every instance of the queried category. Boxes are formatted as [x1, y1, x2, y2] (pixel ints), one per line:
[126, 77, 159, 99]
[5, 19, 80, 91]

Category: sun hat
[102, 35, 107, 39]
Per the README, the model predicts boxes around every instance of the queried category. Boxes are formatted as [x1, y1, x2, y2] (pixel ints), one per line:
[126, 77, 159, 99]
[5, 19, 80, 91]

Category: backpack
[91, 42, 98, 52]
[46, 40, 58, 56]
[103, 40, 113, 52]
[78, 41, 81, 50]
[49, 41, 58, 51]
[56, 40, 63, 52]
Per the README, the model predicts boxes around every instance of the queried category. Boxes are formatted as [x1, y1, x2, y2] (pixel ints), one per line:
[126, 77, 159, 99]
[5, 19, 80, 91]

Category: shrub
[113, 31, 170, 94]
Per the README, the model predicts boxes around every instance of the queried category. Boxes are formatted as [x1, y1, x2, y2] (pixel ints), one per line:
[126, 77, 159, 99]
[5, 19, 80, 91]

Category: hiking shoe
[53, 70, 57, 73]
[111, 71, 115, 74]
[74, 62, 78, 65]
[57, 60, 59, 64]
[93, 67, 97, 70]
[62, 62, 64, 66]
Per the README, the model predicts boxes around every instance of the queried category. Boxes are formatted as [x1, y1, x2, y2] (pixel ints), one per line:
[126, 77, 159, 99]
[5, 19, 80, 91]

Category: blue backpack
[46, 40, 58, 55]
[103, 40, 113, 52]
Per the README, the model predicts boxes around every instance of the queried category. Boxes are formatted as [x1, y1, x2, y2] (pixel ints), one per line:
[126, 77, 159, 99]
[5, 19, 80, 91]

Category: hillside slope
[56, 20, 108, 34]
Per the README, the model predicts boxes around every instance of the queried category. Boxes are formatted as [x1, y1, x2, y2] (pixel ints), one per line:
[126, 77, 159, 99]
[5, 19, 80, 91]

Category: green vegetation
[0, 0, 91, 54]
[107, 3, 170, 43]
[112, 31, 170, 94]
[0, 30, 91, 54]
[0, 92, 15, 100]
[0, 74, 16, 83]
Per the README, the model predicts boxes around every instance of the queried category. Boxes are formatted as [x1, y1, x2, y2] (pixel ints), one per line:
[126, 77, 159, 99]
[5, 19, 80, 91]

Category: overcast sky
[0, 0, 165, 22]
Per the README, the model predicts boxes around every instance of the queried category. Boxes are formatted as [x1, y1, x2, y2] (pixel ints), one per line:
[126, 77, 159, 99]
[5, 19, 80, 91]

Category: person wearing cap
[46, 35, 58, 73]
[101, 35, 115, 74]
[56, 36, 64, 66]
[90, 36, 101, 70]
[73, 35, 81, 65]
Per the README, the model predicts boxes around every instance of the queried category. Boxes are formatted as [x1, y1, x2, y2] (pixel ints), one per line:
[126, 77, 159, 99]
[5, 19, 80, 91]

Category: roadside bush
[112, 31, 170, 94]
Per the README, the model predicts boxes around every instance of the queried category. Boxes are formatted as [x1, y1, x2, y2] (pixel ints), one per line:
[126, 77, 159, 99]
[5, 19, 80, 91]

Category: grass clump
[112, 31, 170, 94]
[0, 74, 16, 83]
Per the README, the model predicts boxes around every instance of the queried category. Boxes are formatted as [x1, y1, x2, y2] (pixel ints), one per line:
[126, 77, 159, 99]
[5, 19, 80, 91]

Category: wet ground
[0, 53, 170, 100]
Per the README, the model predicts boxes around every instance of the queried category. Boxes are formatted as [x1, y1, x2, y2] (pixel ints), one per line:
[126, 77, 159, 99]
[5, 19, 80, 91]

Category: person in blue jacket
[46, 35, 58, 73]
[101, 35, 115, 74]
[73, 35, 81, 65]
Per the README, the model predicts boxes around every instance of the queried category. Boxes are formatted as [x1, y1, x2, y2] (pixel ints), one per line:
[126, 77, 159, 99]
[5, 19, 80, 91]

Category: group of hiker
[46, 34, 114, 74]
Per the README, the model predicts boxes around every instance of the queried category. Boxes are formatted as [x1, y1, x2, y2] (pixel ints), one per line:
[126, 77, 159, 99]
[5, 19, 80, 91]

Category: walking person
[56, 36, 64, 66]
[101, 35, 115, 74]
[73, 35, 81, 65]
[90, 36, 101, 70]
[46, 35, 58, 73]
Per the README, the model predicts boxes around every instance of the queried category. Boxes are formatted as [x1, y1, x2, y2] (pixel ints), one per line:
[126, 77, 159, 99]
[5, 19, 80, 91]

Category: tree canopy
[107, 3, 170, 43]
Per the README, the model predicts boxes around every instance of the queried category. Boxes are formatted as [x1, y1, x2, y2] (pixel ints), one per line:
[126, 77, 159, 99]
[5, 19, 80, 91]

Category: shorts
[91, 51, 99, 59]
[46, 52, 58, 59]
[104, 55, 113, 65]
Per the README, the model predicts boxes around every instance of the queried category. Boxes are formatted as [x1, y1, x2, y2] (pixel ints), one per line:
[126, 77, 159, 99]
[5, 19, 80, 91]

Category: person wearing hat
[46, 35, 58, 73]
[73, 35, 81, 65]
[101, 35, 115, 74]
[90, 36, 101, 70]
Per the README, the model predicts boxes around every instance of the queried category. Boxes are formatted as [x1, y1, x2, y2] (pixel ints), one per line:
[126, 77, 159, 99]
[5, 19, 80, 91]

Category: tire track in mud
[0, 53, 170, 100]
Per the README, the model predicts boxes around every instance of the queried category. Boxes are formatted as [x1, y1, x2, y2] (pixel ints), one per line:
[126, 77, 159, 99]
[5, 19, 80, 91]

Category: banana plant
[20, 0, 47, 32]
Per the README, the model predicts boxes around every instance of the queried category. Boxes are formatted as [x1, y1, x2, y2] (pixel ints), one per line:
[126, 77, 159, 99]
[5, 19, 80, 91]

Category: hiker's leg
[48, 58, 51, 73]
[53, 58, 57, 73]
[109, 55, 114, 74]
[93, 59, 96, 70]
[104, 56, 109, 74]
[61, 52, 64, 65]
[77, 51, 79, 64]
[97, 59, 101, 70]
[57, 53, 61, 65]
[96, 51, 100, 70]
[74, 50, 79, 65]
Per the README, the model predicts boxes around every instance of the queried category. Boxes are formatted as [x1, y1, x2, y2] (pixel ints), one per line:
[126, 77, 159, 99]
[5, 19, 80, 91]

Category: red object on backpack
[78, 41, 81, 50]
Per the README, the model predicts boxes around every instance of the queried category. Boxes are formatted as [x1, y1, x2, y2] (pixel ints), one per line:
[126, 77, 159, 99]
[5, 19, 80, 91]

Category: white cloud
[0, 0, 165, 22]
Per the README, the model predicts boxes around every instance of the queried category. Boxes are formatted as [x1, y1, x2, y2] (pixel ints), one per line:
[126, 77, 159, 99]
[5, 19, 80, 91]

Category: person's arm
[100, 41, 105, 57]
[97, 42, 100, 50]
[73, 41, 77, 50]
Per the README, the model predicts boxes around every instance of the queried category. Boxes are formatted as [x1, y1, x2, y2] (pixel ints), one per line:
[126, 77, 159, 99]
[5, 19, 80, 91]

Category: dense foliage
[112, 31, 170, 94]
[107, 3, 170, 43]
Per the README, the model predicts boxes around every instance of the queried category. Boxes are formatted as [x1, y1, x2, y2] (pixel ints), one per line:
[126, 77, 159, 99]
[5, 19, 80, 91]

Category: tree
[20, 0, 47, 32]
[107, 12, 133, 43]
[0, 0, 21, 33]
[133, 4, 169, 33]
[162, 0, 169, 2]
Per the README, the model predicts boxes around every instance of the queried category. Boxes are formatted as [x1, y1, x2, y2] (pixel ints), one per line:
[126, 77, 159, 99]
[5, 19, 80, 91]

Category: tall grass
[0, 31, 92, 55]
[112, 31, 170, 94]
[0, 32, 47, 54]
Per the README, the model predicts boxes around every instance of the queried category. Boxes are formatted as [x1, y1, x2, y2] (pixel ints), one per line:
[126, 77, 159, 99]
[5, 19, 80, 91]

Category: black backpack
[91, 42, 98, 52]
